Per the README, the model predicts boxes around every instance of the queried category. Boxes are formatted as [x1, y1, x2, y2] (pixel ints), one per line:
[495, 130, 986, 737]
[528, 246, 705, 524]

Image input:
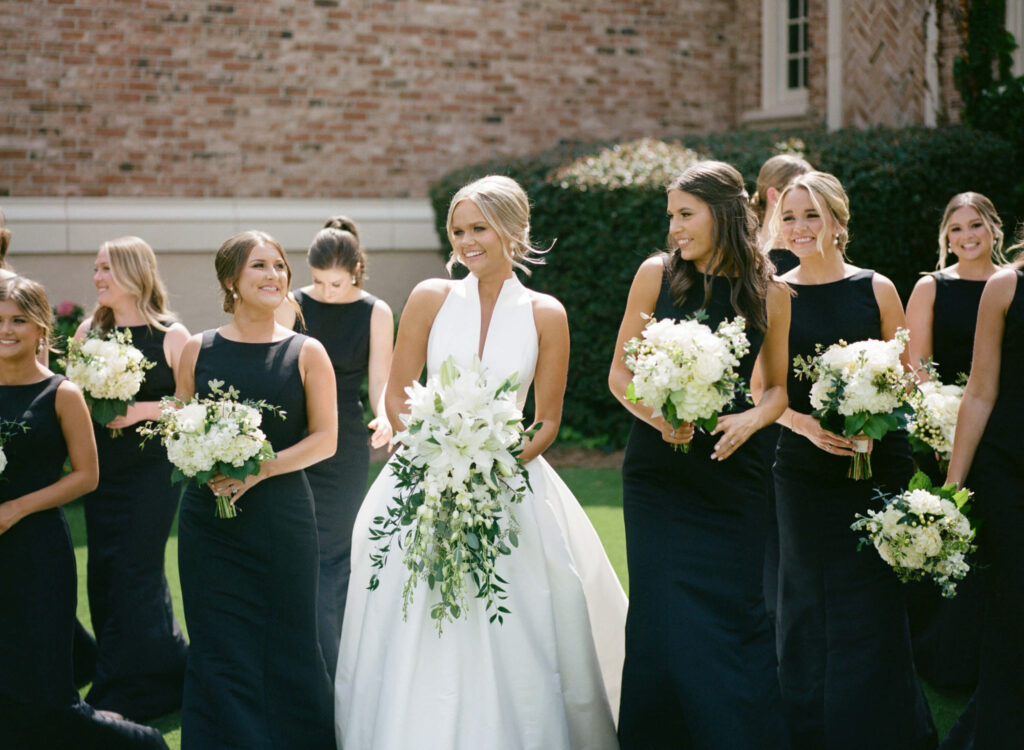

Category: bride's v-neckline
[472, 275, 519, 361]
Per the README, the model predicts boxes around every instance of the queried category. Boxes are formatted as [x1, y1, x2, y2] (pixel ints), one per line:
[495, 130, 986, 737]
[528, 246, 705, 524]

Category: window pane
[788, 59, 800, 89]
[802, 56, 808, 87]
[789, 23, 799, 53]
[789, 0, 800, 19]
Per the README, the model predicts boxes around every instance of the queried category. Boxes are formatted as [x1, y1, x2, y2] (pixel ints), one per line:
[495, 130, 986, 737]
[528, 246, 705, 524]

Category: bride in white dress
[335, 175, 627, 750]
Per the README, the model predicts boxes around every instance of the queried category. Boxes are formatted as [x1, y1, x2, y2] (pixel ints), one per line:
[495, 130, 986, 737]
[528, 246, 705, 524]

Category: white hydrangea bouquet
[138, 379, 283, 519]
[63, 328, 155, 435]
[368, 356, 538, 635]
[0, 419, 29, 479]
[623, 312, 750, 452]
[906, 376, 964, 474]
[793, 328, 914, 480]
[851, 470, 975, 598]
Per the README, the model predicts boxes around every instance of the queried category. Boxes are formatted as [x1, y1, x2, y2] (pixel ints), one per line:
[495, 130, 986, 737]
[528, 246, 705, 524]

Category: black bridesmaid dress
[0, 375, 167, 750]
[177, 331, 334, 749]
[618, 260, 787, 750]
[907, 272, 986, 690]
[293, 289, 376, 677]
[940, 269, 1024, 750]
[83, 323, 188, 719]
[774, 270, 936, 750]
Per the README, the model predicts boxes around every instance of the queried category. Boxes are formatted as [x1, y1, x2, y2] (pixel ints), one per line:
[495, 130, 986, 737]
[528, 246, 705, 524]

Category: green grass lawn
[66, 464, 967, 748]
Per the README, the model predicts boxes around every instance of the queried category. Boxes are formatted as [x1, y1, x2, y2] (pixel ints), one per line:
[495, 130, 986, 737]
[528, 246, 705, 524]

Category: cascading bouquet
[793, 328, 914, 480]
[623, 312, 750, 452]
[368, 356, 537, 635]
[851, 470, 975, 598]
[0, 419, 29, 479]
[63, 328, 155, 436]
[138, 379, 284, 519]
[906, 375, 964, 475]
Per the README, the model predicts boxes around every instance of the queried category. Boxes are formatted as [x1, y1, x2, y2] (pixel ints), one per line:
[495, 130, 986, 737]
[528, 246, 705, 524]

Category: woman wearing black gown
[609, 161, 791, 749]
[768, 172, 936, 750]
[0, 276, 167, 750]
[176, 231, 337, 749]
[750, 154, 812, 641]
[904, 192, 1007, 690]
[276, 216, 393, 677]
[74, 236, 190, 719]
[940, 241, 1024, 750]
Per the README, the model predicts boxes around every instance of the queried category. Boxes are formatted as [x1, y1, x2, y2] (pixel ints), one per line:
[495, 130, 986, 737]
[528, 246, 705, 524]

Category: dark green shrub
[430, 126, 1020, 447]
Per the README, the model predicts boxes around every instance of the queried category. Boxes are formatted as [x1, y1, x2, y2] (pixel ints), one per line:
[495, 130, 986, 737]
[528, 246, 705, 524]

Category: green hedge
[429, 126, 1022, 448]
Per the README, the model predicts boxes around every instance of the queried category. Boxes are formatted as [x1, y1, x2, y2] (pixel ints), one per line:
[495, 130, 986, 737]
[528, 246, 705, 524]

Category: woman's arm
[174, 333, 203, 401]
[107, 322, 192, 428]
[0, 381, 98, 535]
[873, 272, 910, 368]
[366, 298, 395, 448]
[383, 280, 450, 431]
[710, 282, 790, 460]
[946, 269, 1016, 486]
[607, 256, 693, 447]
[905, 275, 936, 380]
[518, 294, 569, 463]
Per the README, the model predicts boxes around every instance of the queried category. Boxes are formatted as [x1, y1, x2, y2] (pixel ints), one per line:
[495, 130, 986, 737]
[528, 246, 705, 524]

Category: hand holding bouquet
[368, 356, 537, 635]
[907, 375, 963, 475]
[63, 328, 155, 435]
[623, 313, 750, 452]
[851, 471, 975, 597]
[793, 328, 913, 479]
[138, 379, 284, 518]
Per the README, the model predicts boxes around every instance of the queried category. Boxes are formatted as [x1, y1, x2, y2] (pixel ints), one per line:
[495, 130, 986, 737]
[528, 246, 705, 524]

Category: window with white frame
[1008, 0, 1024, 75]
[757, 0, 810, 117]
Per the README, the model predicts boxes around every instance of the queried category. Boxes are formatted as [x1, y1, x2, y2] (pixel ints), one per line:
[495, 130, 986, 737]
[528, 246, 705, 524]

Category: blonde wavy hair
[768, 171, 851, 259]
[89, 236, 177, 333]
[936, 192, 1007, 270]
[0, 275, 53, 354]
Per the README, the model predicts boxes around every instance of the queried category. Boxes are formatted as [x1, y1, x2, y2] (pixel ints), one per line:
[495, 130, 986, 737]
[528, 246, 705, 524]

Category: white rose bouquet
[623, 312, 750, 452]
[63, 328, 155, 435]
[851, 470, 975, 598]
[138, 379, 284, 518]
[906, 376, 963, 474]
[0, 420, 29, 479]
[368, 356, 538, 635]
[793, 328, 914, 480]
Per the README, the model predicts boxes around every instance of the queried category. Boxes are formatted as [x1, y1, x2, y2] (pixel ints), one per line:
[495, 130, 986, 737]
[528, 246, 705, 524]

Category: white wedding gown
[335, 273, 626, 750]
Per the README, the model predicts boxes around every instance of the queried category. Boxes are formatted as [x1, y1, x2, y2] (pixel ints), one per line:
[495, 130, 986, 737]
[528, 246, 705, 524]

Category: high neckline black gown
[941, 268, 1024, 750]
[177, 331, 334, 749]
[83, 323, 188, 720]
[0, 375, 168, 750]
[293, 289, 376, 679]
[775, 270, 937, 750]
[618, 262, 787, 749]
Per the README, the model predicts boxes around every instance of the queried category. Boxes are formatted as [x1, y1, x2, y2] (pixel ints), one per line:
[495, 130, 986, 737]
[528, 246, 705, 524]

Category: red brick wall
[1, 0, 750, 199]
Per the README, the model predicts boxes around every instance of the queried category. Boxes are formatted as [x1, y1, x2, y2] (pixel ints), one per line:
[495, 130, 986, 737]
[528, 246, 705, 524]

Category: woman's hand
[0, 500, 24, 536]
[207, 471, 261, 505]
[710, 410, 762, 461]
[789, 412, 863, 457]
[654, 417, 694, 447]
[368, 416, 393, 451]
[104, 402, 150, 430]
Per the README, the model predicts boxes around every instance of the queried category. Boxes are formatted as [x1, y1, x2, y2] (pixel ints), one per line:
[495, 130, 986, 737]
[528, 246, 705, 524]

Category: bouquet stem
[215, 495, 238, 519]
[848, 440, 872, 480]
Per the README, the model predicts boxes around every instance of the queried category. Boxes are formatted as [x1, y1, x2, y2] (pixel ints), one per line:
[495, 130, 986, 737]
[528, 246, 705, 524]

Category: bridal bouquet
[0, 419, 29, 478]
[368, 356, 536, 635]
[63, 328, 155, 435]
[138, 379, 283, 519]
[906, 377, 963, 474]
[793, 328, 913, 479]
[851, 471, 975, 597]
[623, 313, 750, 451]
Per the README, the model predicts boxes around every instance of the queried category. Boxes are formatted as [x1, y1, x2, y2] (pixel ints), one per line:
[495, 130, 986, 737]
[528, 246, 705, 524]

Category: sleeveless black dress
[0, 375, 167, 750]
[83, 324, 187, 719]
[619, 263, 787, 749]
[293, 289, 376, 677]
[940, 269, 1024, 750]
[907, 272, 987, 690]
[177, 332, 334, 750]
[775, 270, 936, 750]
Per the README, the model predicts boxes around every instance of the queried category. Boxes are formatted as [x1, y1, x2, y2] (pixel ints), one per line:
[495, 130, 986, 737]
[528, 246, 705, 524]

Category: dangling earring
[232, 290, 239, 300]
[834, 233, 840, 248]
[36, 338, 45, 354]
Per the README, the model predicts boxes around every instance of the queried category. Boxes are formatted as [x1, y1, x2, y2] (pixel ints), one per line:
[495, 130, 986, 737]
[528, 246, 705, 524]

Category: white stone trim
[753, 0, 810, 121]
[827, 0, 843, 130]
[2, 197, 440, 256]
[1008, 0, 1024, 76]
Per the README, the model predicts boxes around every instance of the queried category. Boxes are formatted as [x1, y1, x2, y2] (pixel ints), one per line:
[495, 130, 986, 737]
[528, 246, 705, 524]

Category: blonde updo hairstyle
[750, 154, 813, 224]
[936, 192, 1007, 269]
[444, 175, 547, 275]
[215, 230, 298, 319]
[769, 171, 851, 259]
[308, 215, 368, 286]
[0, 275, 53, 354]
[89, 236, 177, 333]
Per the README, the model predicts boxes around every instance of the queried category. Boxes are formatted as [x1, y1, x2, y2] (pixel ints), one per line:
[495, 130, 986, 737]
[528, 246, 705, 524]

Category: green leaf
[466, 532, 480, 550]
[907, 470, 934, 492]
[844, 412, 869, 435]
